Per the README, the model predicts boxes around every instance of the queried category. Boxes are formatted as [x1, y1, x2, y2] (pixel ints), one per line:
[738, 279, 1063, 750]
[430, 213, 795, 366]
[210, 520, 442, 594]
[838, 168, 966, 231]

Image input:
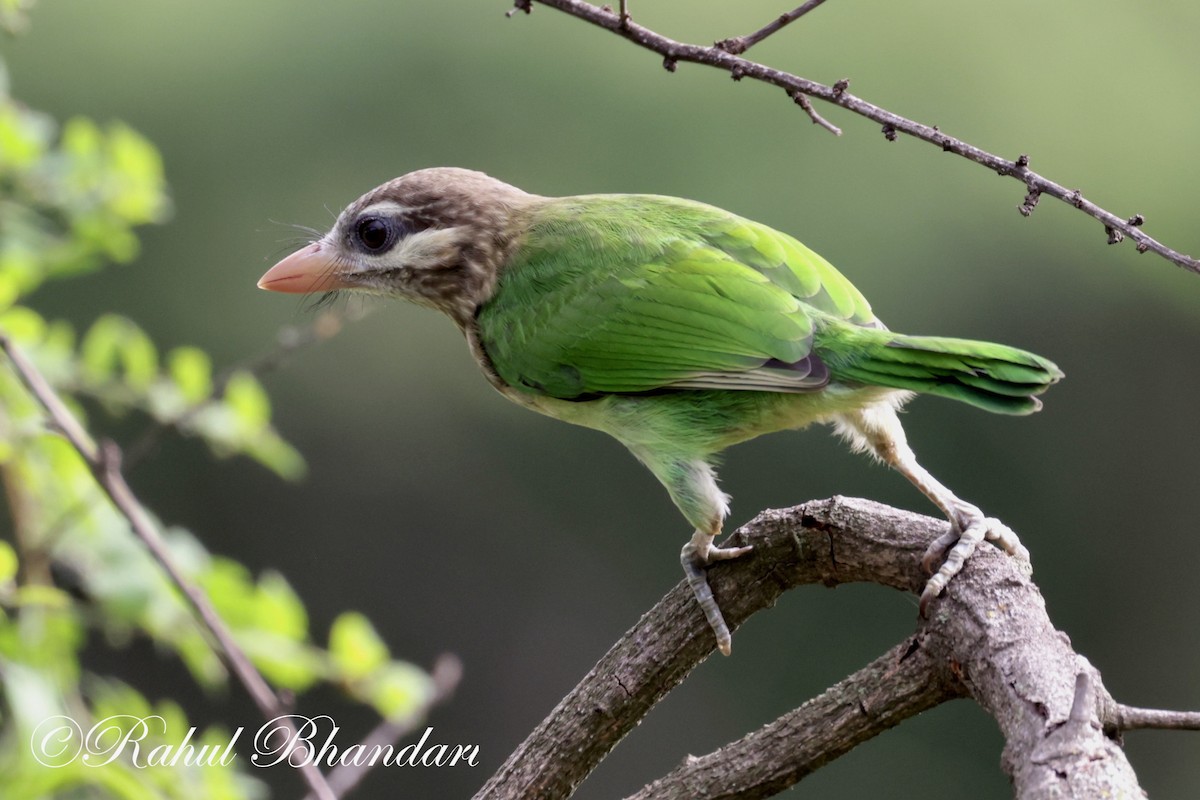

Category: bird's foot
[681, 538, 754, 656]
[918, 503, 1029, 616]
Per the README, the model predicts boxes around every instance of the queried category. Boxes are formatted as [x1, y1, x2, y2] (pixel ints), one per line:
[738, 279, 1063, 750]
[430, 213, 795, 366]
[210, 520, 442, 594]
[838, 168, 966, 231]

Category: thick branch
[519, 0, 1200, 275]
[626, 638, 958, 800]
[474, 497, 1154, 799]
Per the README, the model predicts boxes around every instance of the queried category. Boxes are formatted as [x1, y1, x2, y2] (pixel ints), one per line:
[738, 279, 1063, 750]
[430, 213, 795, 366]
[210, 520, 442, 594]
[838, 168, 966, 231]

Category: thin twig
[517, 0, 1200, 275]
[124, 308, 360, 469]
[790, 90, 841, 135]
[1110, 704, 1200, 732]
[311, 654, 464, 800]
[0, 334, 337, 800]
[715, 0, 831, 55]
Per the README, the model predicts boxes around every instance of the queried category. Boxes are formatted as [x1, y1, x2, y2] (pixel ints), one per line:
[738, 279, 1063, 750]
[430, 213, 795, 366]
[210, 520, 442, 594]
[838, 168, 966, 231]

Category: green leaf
[118, 323, 157, 390]
[0, 305, 46, 344]
[60, 115, 101, 160]
[242, 634, 323, 691]
[0, 273, 17, 312]
[242, 431, 306, 481]
[223, 371, 270, 428]
[255, 571, 307, 640]
[0, 541, 19, 583]
[364, 662, 434, 721]
[80, 314, 158, 389]
[80, 313, 123, 382]
[329, 612, 390, 681]
[106, 122, 168, 223]
[0, 103, 46, 167]
[201, 558, 257, 629]
[167, 346, 213, 403]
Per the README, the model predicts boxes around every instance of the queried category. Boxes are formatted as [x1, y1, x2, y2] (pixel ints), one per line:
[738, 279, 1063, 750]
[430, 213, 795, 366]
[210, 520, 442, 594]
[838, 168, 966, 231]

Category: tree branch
[473, 497, 1186, 799]
[625, 637, 957, 800]
[514, 0, 1200, 275]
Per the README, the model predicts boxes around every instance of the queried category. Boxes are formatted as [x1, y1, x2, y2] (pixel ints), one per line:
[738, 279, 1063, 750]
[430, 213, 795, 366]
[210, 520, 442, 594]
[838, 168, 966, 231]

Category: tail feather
[821, 327, 1063, 415]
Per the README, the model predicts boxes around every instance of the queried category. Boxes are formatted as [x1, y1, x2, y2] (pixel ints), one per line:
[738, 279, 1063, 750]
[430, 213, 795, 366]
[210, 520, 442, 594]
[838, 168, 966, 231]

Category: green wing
[477, 195, 878, 399]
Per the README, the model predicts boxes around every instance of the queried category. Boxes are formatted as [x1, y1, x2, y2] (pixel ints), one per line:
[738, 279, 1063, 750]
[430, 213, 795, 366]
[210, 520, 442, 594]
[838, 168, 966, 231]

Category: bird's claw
[698, 542, 754, 563]
[918, 504, 1028, 617]
[681, 539, 754, 655]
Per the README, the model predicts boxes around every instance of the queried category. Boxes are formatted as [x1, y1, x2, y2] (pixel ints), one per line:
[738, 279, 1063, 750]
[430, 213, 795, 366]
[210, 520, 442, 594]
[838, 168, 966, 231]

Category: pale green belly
[501, 384, 904, 457]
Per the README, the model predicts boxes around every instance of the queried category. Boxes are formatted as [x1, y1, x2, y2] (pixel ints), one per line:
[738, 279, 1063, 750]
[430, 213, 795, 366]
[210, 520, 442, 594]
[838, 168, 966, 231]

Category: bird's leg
[636, 452, 751, 655]
[681, 526, 753, 656]
[839, 404, 1029, 615]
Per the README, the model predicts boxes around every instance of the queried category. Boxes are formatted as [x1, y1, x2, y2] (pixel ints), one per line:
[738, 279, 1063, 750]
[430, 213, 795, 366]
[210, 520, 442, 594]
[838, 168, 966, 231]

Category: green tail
[820, 325, 1063, 415]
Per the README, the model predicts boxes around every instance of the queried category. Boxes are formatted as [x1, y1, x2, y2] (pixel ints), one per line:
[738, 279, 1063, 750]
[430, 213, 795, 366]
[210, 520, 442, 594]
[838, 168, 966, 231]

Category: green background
[6, 0, 1199, 797]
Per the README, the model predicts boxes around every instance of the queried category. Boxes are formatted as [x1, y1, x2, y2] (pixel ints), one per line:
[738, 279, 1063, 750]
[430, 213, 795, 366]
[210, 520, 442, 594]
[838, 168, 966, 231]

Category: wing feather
[477, 195, 878, 399]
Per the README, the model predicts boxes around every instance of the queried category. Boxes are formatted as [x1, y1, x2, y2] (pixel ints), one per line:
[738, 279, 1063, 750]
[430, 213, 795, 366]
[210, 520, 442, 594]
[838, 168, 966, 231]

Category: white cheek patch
[390, 226, 465, 271]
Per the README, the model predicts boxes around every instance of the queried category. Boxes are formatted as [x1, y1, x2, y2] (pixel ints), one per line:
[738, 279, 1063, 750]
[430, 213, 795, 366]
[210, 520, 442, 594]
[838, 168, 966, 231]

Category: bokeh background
[6, 0, 1199, 797]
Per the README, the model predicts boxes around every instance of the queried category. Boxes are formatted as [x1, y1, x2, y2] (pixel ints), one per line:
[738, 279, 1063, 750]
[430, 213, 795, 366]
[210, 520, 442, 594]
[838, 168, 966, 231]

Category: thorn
[881, 122, 897, 142]
[662, 55, 678, 72]
[1069, 672, 1095, 724]
[1127, 213, 1145, 227]
[1018, 183, 1041, 217]
[1106, 225, 1124, 245]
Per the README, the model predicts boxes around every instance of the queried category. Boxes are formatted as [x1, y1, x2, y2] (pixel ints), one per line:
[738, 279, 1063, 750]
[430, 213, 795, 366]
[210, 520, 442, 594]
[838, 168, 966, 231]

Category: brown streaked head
[258, 168, 539, 327]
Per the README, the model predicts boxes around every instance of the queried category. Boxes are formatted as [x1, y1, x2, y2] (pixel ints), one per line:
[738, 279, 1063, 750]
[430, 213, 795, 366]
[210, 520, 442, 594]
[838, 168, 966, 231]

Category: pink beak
[257, 242, 355, 294]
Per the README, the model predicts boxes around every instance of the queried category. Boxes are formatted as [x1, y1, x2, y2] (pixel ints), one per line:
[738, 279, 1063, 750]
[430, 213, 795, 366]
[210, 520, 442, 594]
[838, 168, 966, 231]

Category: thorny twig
[510, 0, 1200, 275]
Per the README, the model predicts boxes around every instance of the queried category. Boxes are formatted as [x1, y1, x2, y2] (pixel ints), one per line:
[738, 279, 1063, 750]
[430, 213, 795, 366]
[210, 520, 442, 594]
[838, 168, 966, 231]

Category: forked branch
[715, 0, 832, 56]
[473, 498, 1188, 799]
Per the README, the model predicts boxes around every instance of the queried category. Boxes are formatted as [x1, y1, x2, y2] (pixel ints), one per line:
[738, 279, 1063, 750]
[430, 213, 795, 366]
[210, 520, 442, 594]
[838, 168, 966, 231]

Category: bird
[258, 167, 1061, 655]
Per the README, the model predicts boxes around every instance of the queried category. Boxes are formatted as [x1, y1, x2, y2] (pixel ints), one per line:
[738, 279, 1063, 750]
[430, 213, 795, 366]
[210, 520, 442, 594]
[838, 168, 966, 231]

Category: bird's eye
[354, 217, 394, 253]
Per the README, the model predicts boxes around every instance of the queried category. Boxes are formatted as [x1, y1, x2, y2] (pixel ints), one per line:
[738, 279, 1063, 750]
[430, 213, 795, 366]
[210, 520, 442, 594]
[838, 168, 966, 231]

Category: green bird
[259, 167, 1061, 655]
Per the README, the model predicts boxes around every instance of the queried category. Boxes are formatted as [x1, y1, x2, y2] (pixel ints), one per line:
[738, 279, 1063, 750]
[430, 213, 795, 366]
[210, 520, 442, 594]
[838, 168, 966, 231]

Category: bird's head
[258, 167, 535, 326]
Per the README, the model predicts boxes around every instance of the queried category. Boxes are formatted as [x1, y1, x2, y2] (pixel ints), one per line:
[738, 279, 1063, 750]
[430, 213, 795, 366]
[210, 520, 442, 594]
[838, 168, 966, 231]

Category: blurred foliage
[0, 9, 434, 799]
